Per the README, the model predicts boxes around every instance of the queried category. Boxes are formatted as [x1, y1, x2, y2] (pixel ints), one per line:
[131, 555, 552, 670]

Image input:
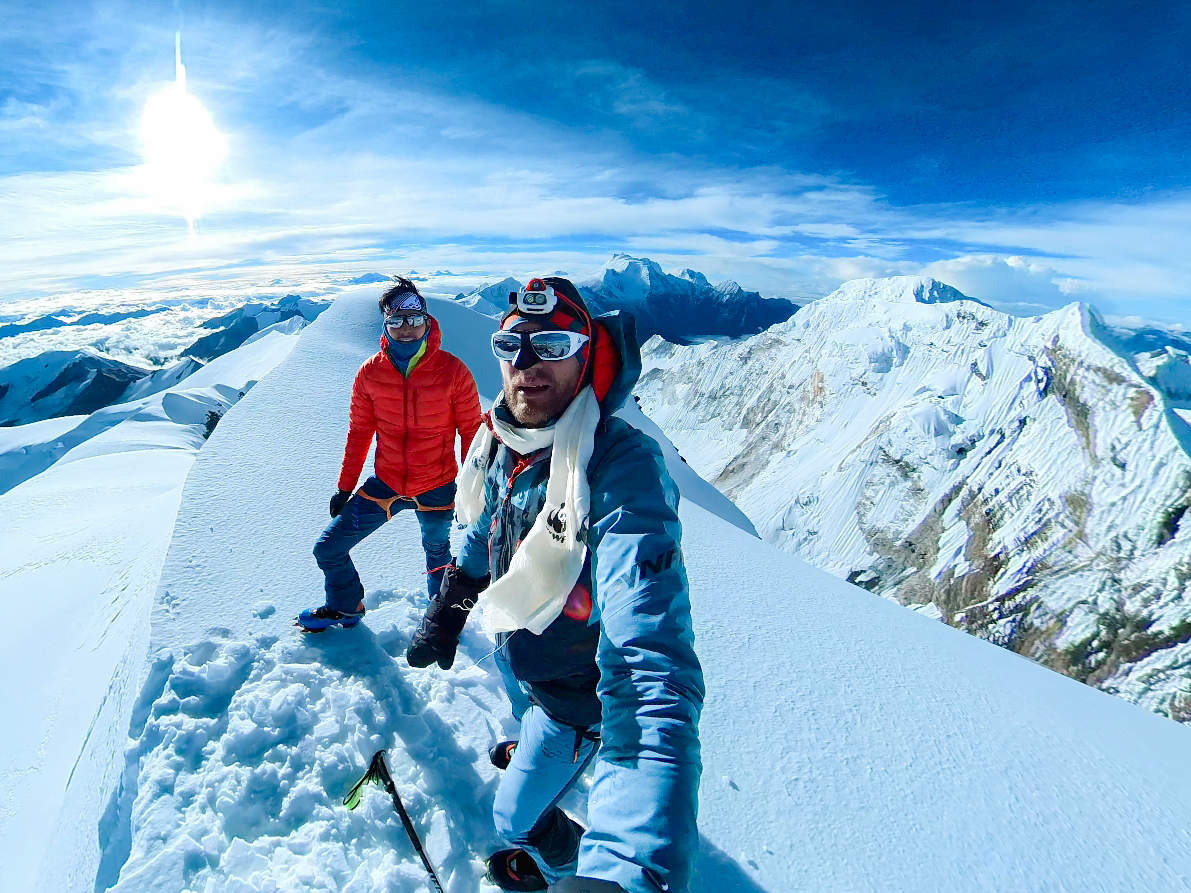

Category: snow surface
[0, 321, 314, 893]
[0, 412, 87, 493]
[6, 285, 1191, 892]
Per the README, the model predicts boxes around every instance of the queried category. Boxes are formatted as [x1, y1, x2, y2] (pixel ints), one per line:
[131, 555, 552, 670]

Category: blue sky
[1, 0, 1190, 326]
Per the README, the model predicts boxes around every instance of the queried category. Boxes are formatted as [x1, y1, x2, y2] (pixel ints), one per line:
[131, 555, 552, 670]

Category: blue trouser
[313, 477, 455, 610]
[492, 703, 600, 884]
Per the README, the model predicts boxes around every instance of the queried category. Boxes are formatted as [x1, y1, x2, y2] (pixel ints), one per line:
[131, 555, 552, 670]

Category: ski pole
[344, 749, 445, 893]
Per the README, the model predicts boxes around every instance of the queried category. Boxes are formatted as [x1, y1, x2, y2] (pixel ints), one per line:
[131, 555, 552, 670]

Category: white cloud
[920, 254, 1078, 310]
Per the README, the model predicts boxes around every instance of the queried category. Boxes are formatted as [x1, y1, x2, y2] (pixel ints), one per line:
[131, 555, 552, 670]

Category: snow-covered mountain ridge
[0, 348, 151, 426]
[636, 275, 1191, 721]
[0, 295, 327, 429]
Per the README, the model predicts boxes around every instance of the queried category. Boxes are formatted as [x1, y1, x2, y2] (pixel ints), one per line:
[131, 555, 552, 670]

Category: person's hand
[329, 490, 352, 518]
[406, 565, 489, 669]
[548, 878, 627, 892]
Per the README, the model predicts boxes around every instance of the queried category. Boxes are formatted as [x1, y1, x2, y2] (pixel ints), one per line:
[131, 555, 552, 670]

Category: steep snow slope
[97, 290, 1191, 892]
[0, 322, 314, 893]
[635, 275, 1191, 721]
[0, 413, 87, 493]
[0, 318, 314, 497]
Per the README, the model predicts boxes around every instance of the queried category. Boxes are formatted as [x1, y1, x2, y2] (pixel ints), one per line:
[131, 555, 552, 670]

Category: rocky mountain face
[635, 275, 1191, 721]
[581, 255, 799, 343]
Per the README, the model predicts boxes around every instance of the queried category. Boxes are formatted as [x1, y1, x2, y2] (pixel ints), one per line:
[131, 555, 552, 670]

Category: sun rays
[139, 33, 227, 234]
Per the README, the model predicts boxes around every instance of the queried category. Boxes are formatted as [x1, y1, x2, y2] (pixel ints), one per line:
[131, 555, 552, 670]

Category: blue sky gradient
[1, 0, 1189, 326]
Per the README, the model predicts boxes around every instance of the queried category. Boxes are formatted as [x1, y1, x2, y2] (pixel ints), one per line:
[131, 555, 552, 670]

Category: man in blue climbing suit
[406, 277, 704, 893]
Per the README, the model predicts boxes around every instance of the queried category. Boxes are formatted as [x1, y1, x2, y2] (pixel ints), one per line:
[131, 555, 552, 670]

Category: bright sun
[139, 33, 227, 232]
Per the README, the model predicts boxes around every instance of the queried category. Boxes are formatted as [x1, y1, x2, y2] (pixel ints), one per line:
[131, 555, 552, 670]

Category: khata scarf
[455, 386, 601, 634]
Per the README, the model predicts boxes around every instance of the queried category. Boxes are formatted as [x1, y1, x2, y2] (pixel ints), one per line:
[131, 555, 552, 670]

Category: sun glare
[139, 33, 227, 233]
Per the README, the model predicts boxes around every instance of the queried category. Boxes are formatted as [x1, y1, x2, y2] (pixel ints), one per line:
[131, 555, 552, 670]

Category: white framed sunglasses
[491, 329, 589, 362]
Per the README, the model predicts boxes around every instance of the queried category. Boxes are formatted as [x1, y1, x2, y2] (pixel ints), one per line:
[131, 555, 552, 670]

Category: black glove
[549, 878, 627, 892]
[329, 490, 351, 518]
[406, 565, 489, 669]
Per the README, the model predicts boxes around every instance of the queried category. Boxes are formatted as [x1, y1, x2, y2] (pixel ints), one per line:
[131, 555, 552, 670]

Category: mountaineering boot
[296, 603, 365, 632]
[406, 565, 489, 669]
[489, 739, 518, 770]
[485, 848, 547, 891]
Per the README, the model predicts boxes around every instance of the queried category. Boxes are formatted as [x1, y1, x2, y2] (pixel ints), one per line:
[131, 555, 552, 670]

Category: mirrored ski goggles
[491, 329, 590, 362]
[385, 312, 427, 329]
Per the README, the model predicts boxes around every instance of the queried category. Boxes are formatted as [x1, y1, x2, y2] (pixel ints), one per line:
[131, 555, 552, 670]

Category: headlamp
[510, 278, 559, 315]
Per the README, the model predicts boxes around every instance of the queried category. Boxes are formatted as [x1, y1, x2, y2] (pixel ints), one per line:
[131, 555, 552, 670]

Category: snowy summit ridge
[830, 274, 984, 306]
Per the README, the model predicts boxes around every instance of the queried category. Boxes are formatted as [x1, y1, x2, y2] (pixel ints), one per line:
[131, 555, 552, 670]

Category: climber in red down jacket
[299, 277, 482, 631]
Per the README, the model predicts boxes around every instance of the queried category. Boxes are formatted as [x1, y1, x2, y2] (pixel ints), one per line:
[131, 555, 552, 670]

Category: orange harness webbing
[356, 489, 455, 521]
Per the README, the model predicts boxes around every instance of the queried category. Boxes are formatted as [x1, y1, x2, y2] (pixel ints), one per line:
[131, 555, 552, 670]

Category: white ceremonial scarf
[455, 386, 601, 634]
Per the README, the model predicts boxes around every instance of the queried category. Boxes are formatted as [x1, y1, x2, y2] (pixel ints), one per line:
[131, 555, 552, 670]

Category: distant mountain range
[0, 295, 327, 427]
[635, 275, 1191, 721]
[453, 254, 800, 343]
[185, 295, 327, 361]
[0, 307, 165, 339]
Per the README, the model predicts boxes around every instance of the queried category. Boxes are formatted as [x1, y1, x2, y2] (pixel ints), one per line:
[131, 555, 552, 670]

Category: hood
[591, 309, 640, 418]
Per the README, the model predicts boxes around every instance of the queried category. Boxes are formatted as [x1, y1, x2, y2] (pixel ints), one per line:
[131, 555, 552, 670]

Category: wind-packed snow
[0, 320, 315, 893]
[0, 412, 87, 492]
[7, 283, 1191, 892]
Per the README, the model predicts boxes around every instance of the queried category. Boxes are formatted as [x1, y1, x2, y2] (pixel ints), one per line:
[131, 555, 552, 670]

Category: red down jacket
[337, 316, 482, 496]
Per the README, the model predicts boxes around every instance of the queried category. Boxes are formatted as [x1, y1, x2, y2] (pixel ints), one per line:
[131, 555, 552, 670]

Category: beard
[503, 381, 570, 428]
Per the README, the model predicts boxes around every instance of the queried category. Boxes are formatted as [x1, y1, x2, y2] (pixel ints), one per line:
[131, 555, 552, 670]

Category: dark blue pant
[313, 477, 455, 611]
